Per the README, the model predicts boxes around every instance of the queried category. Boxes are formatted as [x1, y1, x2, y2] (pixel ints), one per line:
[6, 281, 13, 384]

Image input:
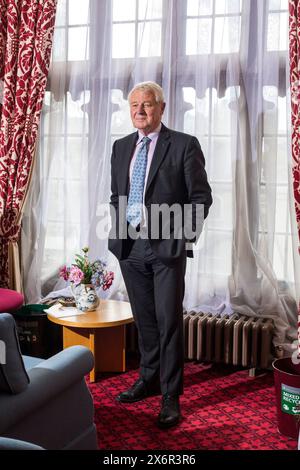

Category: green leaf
[75, 254, 85, 262]
[75, 260, 84, 270]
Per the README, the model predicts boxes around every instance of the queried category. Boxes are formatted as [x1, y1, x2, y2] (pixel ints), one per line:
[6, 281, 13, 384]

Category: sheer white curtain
[21, 0, 299, 352]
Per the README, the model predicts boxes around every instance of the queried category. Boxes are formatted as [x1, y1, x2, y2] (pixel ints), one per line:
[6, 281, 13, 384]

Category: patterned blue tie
[127, 136, 151, 227]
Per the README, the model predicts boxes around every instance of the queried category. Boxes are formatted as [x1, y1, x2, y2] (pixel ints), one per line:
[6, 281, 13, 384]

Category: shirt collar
[136, 123, 162, 145]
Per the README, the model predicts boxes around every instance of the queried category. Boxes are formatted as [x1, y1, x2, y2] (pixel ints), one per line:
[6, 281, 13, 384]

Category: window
[40, 90, 89, 279]
[262, 0, 291, 283]
[112, 0, 163, 58]
[260, 86, 293, 283]
[267, 0, 288, 51]
[41, 0, 91, 279]
[182, 86, 238, 275]
[108, 1, 290, 286]
[52, 0, 90, 61]
[40, 0, 292, 292]
[186, 0, 243, 55]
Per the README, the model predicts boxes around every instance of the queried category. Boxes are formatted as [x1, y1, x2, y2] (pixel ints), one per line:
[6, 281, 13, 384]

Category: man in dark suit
[109, 82, 212, 428]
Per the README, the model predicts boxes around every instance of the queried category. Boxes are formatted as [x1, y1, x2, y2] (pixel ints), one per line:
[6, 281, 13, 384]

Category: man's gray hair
[128, 81, 165, 103]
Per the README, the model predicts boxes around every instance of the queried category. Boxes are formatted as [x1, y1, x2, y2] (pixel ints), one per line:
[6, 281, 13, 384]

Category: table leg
[62, 325, 127, 383]
[91, 325, 126, 380]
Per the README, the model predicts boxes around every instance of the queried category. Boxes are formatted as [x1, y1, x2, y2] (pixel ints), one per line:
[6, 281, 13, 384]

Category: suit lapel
[145, 124, 171, 196]
[119, 132, 138, 196]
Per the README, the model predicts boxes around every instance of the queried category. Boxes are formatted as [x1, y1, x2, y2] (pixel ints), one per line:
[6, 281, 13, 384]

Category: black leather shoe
[157, 394, 181, 428]
[116, 378, 160, 403]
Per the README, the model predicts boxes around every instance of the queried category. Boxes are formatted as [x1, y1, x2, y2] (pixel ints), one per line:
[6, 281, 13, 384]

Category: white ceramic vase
[71, 283, 99, 312]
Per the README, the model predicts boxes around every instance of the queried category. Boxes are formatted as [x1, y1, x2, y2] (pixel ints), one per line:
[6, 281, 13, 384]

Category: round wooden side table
[47, 299, 133, 382]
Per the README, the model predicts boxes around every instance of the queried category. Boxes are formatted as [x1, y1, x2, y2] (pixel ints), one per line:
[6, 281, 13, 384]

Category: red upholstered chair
[0, 288, 24, 313]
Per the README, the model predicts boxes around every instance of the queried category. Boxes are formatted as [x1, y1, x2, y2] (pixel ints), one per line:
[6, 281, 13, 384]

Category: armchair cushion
[23, 355, 44, 370]
[0, 313, 29, 394]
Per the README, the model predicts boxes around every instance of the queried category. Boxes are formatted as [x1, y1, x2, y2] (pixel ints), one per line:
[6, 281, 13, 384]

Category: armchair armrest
[29, 345, 94, 385]
[0, 437, 44, 450]
[0, 346, 94, 434]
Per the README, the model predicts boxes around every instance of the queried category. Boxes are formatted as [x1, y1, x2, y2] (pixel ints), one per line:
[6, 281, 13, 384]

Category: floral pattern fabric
[289, 0, 300, 354]
[0, 0, 57, 287]
[289, 0, 300, 247]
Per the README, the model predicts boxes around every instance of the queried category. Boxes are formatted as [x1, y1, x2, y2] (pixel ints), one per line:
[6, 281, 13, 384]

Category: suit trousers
[119, 236, 186, 395]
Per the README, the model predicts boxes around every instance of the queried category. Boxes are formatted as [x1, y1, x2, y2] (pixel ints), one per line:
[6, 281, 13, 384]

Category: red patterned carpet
[87, 361, 298, 451]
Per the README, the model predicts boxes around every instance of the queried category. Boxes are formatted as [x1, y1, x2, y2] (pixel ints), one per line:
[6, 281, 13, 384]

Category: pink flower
[69, 265, 84, 285]
[59, 265, 70, 281]
[102, 271, 114, 290]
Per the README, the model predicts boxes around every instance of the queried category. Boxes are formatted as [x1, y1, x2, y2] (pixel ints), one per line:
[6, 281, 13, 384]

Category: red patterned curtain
[0, 0, 57, 288]
[289, 0, 300, 357]
[0, 1, 6, 121]
[289, 1, 300, 246]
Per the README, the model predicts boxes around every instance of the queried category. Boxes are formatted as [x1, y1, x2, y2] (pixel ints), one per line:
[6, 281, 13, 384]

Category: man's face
[129, 90, 165, 135]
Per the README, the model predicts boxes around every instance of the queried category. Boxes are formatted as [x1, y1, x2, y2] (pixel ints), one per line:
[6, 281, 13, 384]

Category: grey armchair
[0, 437, 44, 450]
[0, 313, 98, 450]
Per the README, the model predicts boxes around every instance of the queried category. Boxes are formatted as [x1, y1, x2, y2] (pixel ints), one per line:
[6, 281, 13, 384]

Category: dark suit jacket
[108, 123, 213, 266]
